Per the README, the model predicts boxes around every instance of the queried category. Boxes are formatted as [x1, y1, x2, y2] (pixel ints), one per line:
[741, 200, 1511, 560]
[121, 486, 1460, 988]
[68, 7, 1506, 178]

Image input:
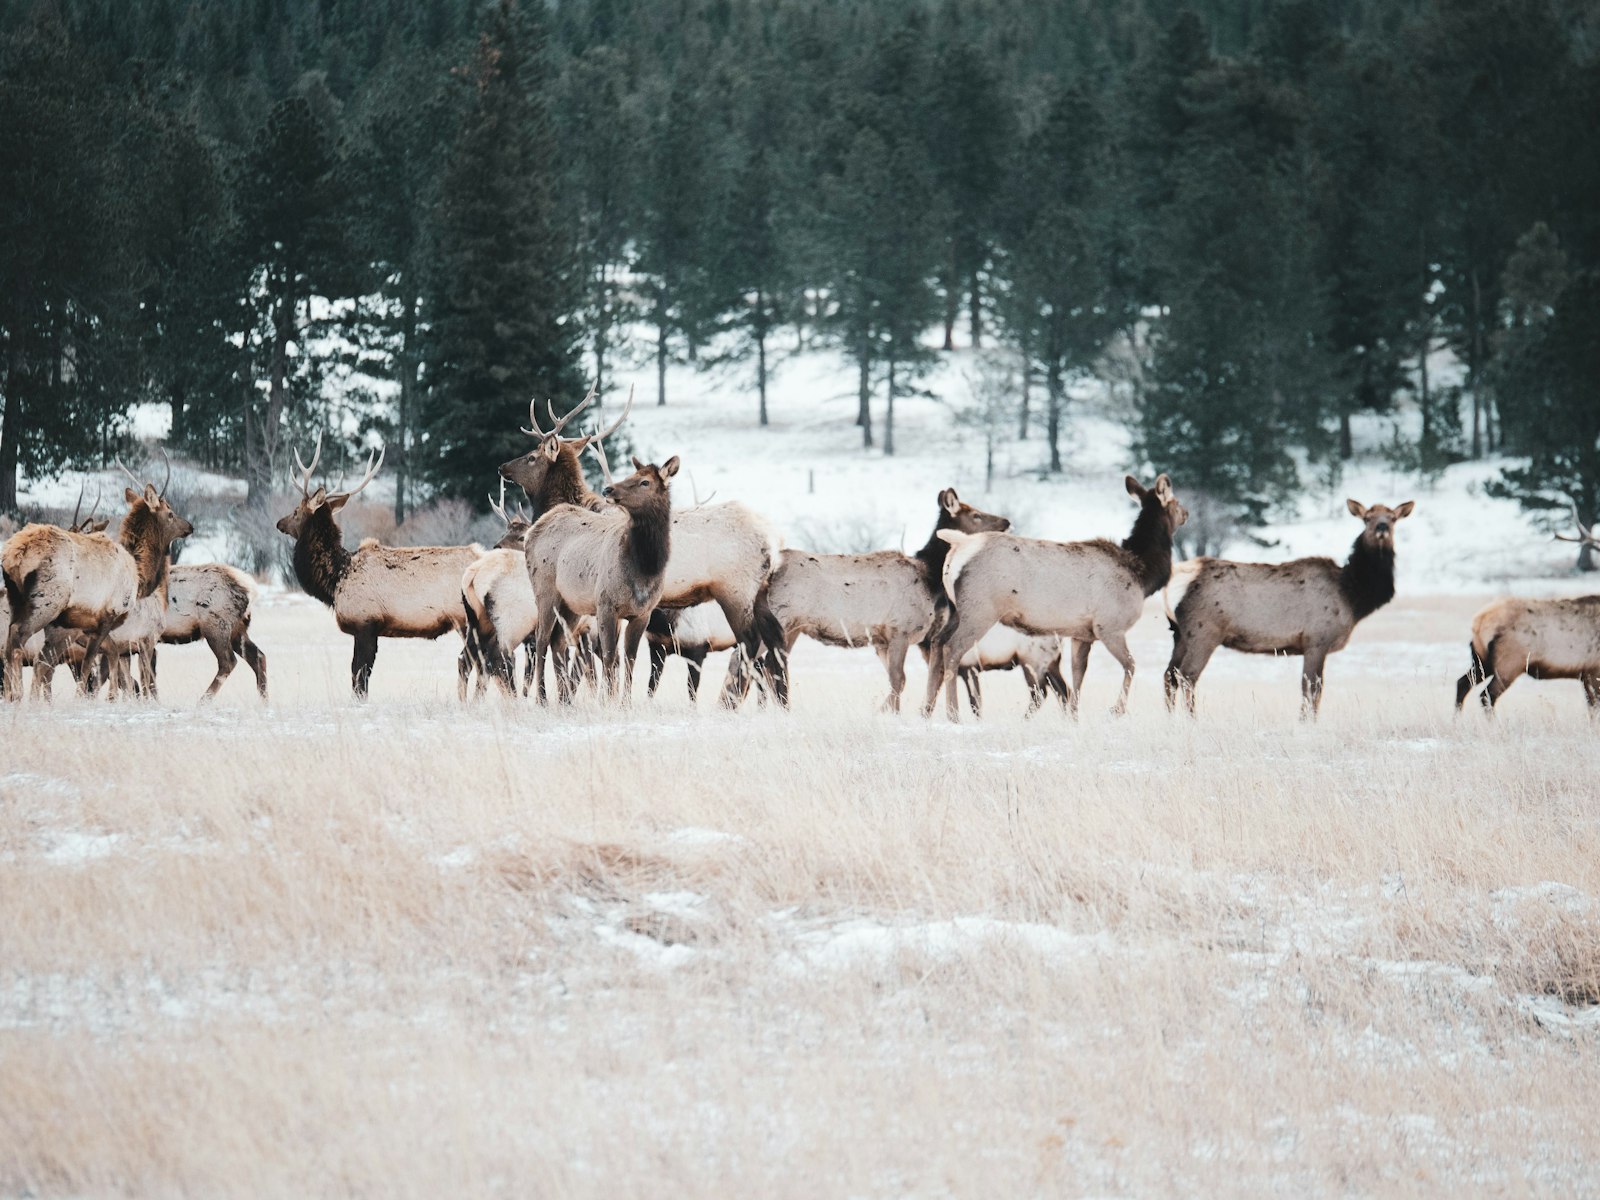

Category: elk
[927, 475, 1188, 721]
[0, 490, 110, 699]
[158, 563, 269, 702]
[501, 384, 783, 705]
[1163, 498, 1415, 718]
[460, 484, 538, 696]
[950, 627, 1071, 718]
[645, 602, 739, 702]
[525, 437, 678, 703]
[1455, 509, 1600, 715]
[744, 488, 1010, 713]
[4, 464, 193, 701]
[277, 439, 484, 699]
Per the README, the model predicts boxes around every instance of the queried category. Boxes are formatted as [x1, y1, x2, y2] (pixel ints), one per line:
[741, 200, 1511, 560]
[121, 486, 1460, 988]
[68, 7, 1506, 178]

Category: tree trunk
[884, 355, 896, 457]
[969, 268, 982, 349]
[0, 343, 20, 513]
[941, 254, 957, 351]
[1046, 356, 1063, 474]
[592, 261, 610, 402]
[249, 267, 293, 508]
[395, 283, 419, 525]
[655, 292, 669, 407]
[857, 343, 873, 449]
[1018, 331, 1031, 440]
[756, 289, 768, 428]
[1418, 323, 1431, 459]
[1338, 409, 1353, 460]
[1470, 268, 1483, 459]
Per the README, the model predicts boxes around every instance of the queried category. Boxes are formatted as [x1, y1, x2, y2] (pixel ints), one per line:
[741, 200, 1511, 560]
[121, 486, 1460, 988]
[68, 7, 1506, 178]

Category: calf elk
[953, 627, 1070, 718]
[4, 467, 192, 701]
[161, 564, 268, 702]
[1455, 509, 1600, 714]
[277, 439, 483, 699]
[645, 602, 738, 703]
[1164, 498, 1415, 717]
[927, 475, 1187, 720]
[748, 488, 1009, 713]
[526, 439, 678, 703]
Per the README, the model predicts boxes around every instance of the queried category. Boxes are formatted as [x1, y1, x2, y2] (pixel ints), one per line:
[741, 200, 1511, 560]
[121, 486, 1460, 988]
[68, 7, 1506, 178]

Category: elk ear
[939, 487, 960, 515]
[144, 483, 160, 503]
[1346, 499, 1367, 519]
[660, 456, 680, 479]
[632, 455, 645, 472]
[124, 487, 142, 506]
[325, 492, 351, 513]
[1125, 475, 1146, 498]
[541, 436, 561, 463]
[1154, 474, 1173, 500]
[1393, 500, 1415, 520]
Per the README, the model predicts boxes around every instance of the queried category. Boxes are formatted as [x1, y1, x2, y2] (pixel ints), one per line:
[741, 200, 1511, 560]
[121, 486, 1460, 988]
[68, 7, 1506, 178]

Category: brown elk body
[1164, 499, 1415, 717]
[1456, 514, 1600, 714]
[460, 487, 538, 696]
[0, 506, 109, 699]
[500, 386, 782, 706]
[749, 489, 1009, 713]
[160, 563, 268, 702]
[3, 482, 192, 701]
[277, 442, 482, 699]
[645, 602, 739, 703]
[525, 451, 679, 703]
[926, 475, 1187, 721]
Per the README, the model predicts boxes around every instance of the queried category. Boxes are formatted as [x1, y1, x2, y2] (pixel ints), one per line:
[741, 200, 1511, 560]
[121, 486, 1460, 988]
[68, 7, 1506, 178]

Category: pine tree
[422, 0, 580, 503]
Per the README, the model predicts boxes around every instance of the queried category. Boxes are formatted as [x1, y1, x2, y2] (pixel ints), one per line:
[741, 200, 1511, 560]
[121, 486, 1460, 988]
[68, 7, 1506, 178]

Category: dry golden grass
[2, 592, 1599, 1197]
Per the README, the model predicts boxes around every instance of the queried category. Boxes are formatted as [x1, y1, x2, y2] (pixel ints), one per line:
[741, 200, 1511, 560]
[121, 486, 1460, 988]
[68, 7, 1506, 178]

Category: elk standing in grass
[1455, 510, 1600, 715]
[926, 475, 1187, 721]
[1164, 498, 1415, 718]
[645, 602, 739, 703]
[460, 484, 550, 697]
[3, 467, 193, 701]
[746, 488, 1010, 713]
[525, 438, 678, 703]
[950, 627, 1071, 718]
[160, 563, 269, 702]
[0, 491, 110, 699]
[277, 439, 483, 699]
[501, 385, 782, 706]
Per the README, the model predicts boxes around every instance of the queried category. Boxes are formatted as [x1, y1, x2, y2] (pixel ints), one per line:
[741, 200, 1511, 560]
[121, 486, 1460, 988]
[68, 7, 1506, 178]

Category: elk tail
[1163, 558, 1204, 633]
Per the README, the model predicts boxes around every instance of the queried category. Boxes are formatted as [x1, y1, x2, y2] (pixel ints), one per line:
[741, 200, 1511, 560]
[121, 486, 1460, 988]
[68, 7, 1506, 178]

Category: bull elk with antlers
[525, 436, 679, 703]
[1164, 498, 1415, 718]
[926, 475, 1188, 721]
[1455, 508, 1600, 715]
[501, 384, 783, 705]
[277, 438, 484, 699]
[4, 457, 193, 701]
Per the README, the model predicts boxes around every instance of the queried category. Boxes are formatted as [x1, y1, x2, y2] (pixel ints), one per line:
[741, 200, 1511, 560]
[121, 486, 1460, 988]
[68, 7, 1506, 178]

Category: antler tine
[70, 479, 85, 527]
[88, 483, 102, 521]
[332, 444, 385, 502]
[114, 457, 144, 491]
[158, 444, 172, 499]
[291, 431, 323, 497]
[587, 434, 615, 487]
[521, 394, 548, 437]
[593, 383, 634, 444]
[1556, 501, 1598, 544]
[488, 478, 509, 524]
[545, 379, 600, 438]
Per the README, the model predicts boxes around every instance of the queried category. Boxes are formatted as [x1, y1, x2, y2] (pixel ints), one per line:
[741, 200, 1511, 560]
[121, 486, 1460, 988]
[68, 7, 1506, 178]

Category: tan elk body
[525, 445, 679, 702]
[500, 386, 781, 705]
[926, 475, 1187, 720]
[160, 563, 269, 701]
[752, 489, 1009, 712]
[1456, 513, 1600, 713]
[4, 478, 192, 700]
[1163, 499, 1415, 716]
[954, 627, 1070, 717]
[645, 602, 739, 702]
[277, 441, 482, 698]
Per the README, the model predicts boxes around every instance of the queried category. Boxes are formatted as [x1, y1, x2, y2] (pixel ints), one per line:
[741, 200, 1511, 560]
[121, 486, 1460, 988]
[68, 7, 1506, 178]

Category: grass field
[3, 592, 1599, 1197]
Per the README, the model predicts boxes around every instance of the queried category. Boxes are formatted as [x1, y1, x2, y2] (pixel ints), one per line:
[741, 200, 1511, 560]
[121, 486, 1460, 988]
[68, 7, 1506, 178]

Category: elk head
[1554, 504, 1599, 550]
[938, 487, 1011, 534]
[498, 381, 631, 503]
[587, 432, 679, 514]
[117, 449, 194, 546]
[1126, 474, 1188, 533]
[1346, 498, 1414, 548]
[488, 479, 532, 549]
[276, 433, 384, 539]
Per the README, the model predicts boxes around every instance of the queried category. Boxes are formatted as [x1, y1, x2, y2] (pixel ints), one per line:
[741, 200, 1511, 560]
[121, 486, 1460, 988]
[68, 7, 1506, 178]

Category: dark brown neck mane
[625, 500, 672, 580]
[119, 506, 168, 599]
[1121, 497, 1174, 597]
[528, 444, 603, 519]
[1339, 535, 1395, 622]
[292, 506, 352, 607]
[914, 507, 964, 583]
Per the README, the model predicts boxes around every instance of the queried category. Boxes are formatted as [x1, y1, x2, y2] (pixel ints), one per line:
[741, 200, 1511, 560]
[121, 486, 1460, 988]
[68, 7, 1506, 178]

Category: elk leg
[647, 639, 668, 698]
[1044, 660, 1071, 712]
[1582, 672, 1600, 716]
[685, 649, 707, 703]
[199, 629, 237, 703]
[880, 635, 911, 714]
[1164, 631, 1215, 717]
[925, 608, 989, 721]
[961, 666, 982, 717]
[140, 644, 159, 701]
[240, 635, 268, 700]
[1069, 639, 1092, 719]
[1098, 630, 1135, 716]
[1481, 642, 1519, 711]
[621, 615, 647, 705]
[595, 607, 622, 700]
[1300, 648, 1328, 719]
[350, 627, 379, 699]
[1022, 666, 1046, 717]
[77, 619, 120, 699]
[1455, 641, 1489, 712]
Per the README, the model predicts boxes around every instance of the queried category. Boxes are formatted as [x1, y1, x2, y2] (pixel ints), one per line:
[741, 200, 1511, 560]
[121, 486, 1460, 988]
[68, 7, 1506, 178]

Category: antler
[587, 434, 615, 488]
[488, 479, 511, 526]
[328, 445, 385, 503]
[547, 382, 634, 447]
[1554, 501, 1598, 545]
[524, 380, 599, 438]
[114, 457, 144, 492]
[70, 479, 86, 527]
[292, 432, 324, 498]
[158, 444, 172, 499]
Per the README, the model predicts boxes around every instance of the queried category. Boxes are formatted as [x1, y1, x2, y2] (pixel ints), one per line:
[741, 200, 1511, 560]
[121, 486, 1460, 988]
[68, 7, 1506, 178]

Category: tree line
[2, 0, 1597, 552]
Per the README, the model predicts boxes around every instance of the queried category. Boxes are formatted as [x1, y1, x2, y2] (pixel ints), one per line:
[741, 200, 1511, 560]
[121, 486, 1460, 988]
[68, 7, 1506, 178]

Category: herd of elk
[9, 381, 1600, 725]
